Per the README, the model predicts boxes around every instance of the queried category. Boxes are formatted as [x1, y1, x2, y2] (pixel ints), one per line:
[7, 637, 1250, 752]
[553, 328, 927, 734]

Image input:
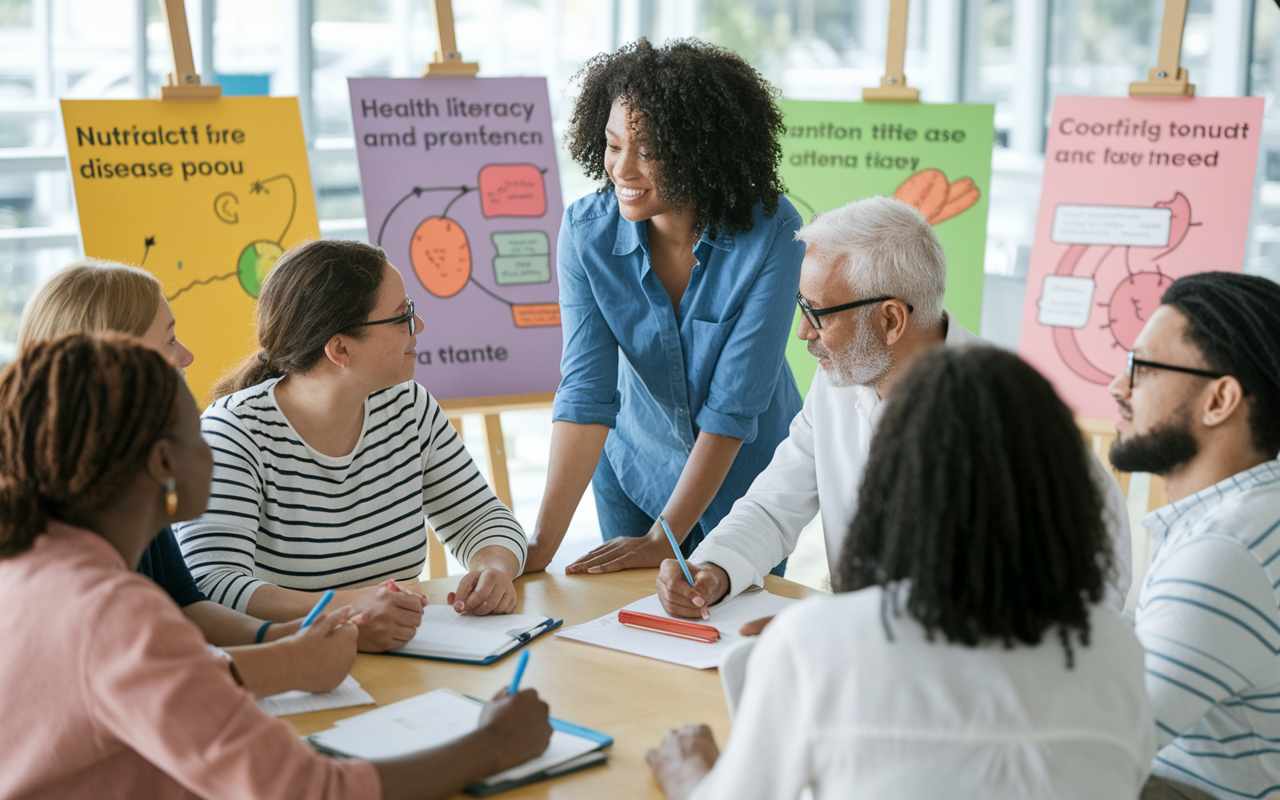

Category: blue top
[552, 191, 804, 533]
[136, 526, 206, 608]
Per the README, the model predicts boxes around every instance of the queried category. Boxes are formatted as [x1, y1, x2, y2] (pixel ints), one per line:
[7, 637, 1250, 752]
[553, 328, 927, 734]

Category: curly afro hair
[564, 38, 786, 238]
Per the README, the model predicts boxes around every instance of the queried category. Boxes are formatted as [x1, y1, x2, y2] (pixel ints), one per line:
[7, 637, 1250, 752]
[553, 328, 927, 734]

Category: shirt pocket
[689, 309, 744, 390]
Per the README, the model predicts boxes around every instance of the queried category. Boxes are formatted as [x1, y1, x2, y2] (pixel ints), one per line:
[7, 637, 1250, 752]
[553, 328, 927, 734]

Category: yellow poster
[61, 96, 319, 404]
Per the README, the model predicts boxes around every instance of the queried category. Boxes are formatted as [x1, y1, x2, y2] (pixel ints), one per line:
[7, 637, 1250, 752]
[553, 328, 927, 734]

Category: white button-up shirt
[691, 312, 1133, 611]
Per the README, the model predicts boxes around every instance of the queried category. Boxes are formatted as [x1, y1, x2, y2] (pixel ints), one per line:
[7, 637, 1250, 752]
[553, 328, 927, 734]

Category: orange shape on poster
[479, 164, 546, 218]
[412, 216, 471, 298]
[511, 303, 561, 328]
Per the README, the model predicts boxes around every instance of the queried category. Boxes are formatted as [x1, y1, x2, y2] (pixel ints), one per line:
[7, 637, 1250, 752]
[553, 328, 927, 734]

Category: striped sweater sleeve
[417, 385, 527, 572]
[174, 399, 269, 612]
[1135, 535, 1280, 748]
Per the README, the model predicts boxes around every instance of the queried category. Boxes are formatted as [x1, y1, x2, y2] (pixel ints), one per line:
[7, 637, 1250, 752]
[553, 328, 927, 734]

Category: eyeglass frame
[1126, 350, 1225, 388]
[796, 291, 913, 331]
[351, 297, 416, 336]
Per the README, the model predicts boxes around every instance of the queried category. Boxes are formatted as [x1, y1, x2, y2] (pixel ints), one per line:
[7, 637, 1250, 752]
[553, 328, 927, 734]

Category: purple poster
[349, 77, 564, 401]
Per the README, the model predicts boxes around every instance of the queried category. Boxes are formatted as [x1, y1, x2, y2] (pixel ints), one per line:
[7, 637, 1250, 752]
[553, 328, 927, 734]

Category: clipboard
[386, 615, 563, 665]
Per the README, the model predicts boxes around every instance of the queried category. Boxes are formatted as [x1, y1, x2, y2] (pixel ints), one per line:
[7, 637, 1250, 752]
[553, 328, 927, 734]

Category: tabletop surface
[284, 569, 817, 799]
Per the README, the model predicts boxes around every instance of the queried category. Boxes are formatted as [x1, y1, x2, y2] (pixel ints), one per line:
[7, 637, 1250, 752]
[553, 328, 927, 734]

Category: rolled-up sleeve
[551, 210, 622, 428]
[694, 213, 804, 442]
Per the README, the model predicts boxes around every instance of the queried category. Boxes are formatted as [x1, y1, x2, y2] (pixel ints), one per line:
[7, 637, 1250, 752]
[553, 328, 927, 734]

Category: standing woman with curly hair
[525, 39, 804, 574]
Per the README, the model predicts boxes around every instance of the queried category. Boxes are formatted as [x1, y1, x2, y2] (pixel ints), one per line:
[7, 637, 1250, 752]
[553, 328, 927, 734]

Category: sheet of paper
[554, 590, 799, 669]
[311, 688, 603, 780]
[255, 675, 374, 717]
[392, 608, 553, 659]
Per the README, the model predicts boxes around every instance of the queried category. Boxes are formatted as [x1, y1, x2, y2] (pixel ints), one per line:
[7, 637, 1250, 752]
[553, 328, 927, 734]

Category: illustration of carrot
[892, 168, 949, 222]
[893, 169, 980, 225]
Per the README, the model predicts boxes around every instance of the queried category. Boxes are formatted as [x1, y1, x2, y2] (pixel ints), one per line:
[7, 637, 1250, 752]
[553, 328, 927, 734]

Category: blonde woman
[17, 258, 354, 696]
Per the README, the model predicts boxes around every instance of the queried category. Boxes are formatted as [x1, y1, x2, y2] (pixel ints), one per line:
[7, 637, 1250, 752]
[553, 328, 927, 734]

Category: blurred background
[2, 0, 1276, 585]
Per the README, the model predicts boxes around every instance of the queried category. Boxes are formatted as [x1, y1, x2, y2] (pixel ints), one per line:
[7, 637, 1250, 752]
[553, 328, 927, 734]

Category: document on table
[255, 675, 375, 717]
[387, 607, 560, 663]
[554, 589, 799, 669]
[310, 688, 610, 793]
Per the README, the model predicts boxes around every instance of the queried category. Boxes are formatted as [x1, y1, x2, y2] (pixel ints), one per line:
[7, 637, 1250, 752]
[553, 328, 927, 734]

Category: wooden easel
[419, 0, 555, 577]
[159, 0, 221, 100]
[1129, 0, 1195, 97]
[862, 0, 919, 103]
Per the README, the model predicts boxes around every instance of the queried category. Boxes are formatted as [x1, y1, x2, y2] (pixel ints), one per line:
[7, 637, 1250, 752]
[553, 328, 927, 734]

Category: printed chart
[350, 77, 565, 401]
[1018, 96, 1264, 419]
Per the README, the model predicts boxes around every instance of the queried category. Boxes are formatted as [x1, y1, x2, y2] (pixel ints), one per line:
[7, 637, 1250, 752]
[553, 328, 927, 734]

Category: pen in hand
[509, 650, 531, 694]
[300, 589, 335, 630]
[660, 516, 709, 620]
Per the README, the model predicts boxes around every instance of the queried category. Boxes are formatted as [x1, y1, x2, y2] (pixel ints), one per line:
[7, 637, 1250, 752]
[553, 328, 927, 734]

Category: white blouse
[693, 588, 1156, 800]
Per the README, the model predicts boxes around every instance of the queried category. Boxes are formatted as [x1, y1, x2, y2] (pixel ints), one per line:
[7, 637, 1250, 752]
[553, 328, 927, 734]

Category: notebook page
[255, 675, 375, 717]
[394, 608, 554, 658]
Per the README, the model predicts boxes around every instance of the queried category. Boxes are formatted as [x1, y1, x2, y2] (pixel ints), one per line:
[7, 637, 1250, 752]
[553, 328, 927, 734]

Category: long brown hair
[17, 258, 162, 350]
[0, 332, 180, 557]
[211, 239, 388, 399]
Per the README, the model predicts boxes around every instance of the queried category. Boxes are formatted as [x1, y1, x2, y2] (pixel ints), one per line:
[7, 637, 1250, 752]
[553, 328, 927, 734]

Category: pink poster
[348, 77, 564, 401]
[1018, 96, 1264, 420]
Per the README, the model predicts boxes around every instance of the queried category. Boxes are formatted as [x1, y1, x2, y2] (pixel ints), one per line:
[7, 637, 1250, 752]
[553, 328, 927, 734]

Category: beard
[809, 310, 893, 388]
[1109, 402, 1200, 476]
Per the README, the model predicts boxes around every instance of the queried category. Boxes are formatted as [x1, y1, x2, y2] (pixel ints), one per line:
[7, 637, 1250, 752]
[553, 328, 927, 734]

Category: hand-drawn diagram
[893, 169, 981, 225]
[165, 174, 298, 302]
[1037, 192, 1196, 385]
[377, 164, 559, 328]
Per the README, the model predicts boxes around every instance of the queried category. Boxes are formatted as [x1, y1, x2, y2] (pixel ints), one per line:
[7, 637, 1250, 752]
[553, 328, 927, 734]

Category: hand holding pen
[653, 516, 722, 621]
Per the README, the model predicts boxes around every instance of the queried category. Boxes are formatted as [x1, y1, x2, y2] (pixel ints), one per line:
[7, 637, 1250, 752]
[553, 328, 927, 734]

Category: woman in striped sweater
[175, 239, 527, 652]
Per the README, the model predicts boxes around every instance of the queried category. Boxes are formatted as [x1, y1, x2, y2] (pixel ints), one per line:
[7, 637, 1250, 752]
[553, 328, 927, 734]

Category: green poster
[778, 100, 995, 396]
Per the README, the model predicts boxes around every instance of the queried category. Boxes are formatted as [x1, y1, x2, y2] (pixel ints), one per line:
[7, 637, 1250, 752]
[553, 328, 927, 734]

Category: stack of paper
[309, 689, 610, 795]
[555, 589, 798, 669]
[389, 607, 560, 664]
[255, 675, 375, 717]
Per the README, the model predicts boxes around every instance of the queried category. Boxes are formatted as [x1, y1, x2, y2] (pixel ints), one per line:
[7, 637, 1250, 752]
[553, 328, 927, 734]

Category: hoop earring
[165, 477, 178, 516]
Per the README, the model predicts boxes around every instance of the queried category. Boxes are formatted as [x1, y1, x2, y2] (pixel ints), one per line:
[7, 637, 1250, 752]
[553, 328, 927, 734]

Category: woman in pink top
[0, 333, 552, 800]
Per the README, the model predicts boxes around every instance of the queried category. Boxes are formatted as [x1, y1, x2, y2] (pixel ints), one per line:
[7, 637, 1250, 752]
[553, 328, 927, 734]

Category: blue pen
[659, 516, 695, 588]
[509, 650, 530, 694]
[300, 589, 334, 630]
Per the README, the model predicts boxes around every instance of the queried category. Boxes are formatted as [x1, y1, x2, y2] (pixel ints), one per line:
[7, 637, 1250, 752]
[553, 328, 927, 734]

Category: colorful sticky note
[1017, 96, 1264, 421]
[778, 100, 995, 395]
[60, 97, 320, 404]
[348, 77, 565, 401]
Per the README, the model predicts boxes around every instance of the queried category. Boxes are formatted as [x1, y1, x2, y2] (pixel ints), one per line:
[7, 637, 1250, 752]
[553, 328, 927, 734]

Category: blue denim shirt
[552, 191, 804, 533]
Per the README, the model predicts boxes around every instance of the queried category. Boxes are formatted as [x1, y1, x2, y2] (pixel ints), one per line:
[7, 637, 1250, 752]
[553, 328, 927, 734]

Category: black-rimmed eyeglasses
[1126, 350, 1224, 388]
[796, 291, 913, 331]
[352, 297, 416, 336]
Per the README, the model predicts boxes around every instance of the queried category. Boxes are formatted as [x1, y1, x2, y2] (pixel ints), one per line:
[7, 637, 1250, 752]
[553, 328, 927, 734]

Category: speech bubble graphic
[479, 164, 546, 218]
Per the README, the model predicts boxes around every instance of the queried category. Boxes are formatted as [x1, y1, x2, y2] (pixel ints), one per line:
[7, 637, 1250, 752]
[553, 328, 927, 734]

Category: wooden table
[284, 569, 815, 798]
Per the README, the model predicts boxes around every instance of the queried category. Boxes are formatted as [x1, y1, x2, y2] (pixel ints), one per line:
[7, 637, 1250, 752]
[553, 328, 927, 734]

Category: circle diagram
[237, 240, 285, 298]
[412, 216, 472, 298]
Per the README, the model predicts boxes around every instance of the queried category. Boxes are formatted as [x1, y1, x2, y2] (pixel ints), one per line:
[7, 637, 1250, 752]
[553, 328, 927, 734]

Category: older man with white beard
[656, 196, 1133, 624]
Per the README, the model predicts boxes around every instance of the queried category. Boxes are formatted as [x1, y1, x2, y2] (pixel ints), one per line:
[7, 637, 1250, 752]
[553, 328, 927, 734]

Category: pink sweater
[0, 521, 380, 800]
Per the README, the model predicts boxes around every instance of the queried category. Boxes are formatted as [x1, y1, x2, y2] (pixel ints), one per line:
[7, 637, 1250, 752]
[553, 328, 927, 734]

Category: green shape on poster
[778, 100, 995, 397]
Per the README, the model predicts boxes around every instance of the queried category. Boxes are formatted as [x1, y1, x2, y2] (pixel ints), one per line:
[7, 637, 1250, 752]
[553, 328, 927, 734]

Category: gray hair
[795, 196, 947, 327]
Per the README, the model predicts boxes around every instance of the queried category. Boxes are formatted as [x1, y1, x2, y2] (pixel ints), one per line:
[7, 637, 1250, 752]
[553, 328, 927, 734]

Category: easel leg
[482, 413, 514, 510]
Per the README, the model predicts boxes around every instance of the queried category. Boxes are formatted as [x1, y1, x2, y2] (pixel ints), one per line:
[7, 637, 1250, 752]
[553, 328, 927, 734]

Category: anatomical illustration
[1037, 192, 1197, 385]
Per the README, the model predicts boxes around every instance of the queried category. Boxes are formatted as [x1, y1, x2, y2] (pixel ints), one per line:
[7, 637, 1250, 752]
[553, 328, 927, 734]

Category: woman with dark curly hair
[524, 39, 805, 574]
[646, 346, 1155, 799]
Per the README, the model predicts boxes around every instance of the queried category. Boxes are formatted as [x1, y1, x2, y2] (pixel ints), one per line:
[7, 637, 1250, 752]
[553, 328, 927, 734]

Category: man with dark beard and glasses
[1107, 271, 1280, 800]
[656, 196, 1133, 632]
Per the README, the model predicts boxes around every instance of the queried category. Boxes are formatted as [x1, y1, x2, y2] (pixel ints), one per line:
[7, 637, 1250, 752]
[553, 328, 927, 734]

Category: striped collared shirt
[1136, 459, 1280, 799]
